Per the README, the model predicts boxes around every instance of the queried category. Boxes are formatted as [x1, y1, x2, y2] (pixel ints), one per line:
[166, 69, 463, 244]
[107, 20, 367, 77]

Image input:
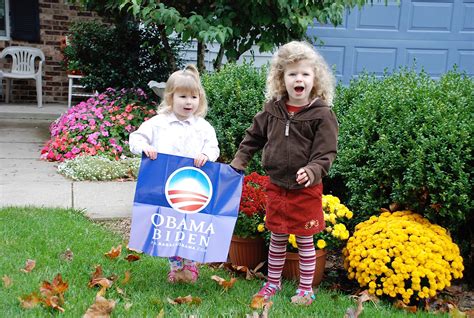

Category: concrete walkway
[0, 103, 135, 219]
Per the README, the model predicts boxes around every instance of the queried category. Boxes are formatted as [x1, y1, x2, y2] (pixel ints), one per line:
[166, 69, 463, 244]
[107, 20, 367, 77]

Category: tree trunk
[213, 46, 225, 71]
[159, 26, 177, 71]
[197, 41, 207, 73]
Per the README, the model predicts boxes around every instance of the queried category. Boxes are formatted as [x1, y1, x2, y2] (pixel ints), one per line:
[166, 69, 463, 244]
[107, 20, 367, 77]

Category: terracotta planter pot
[228, 235, 267, 269]
[282, 249, 327, 287]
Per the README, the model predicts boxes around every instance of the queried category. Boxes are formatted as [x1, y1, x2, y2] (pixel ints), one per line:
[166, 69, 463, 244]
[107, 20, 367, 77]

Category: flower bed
[233, 172, 269, 239]
[343, 210, 464, 305]
[41, 88, 157, 162]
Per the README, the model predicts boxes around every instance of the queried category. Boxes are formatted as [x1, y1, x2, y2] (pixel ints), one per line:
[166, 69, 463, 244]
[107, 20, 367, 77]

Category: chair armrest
[36, 60, 44, 76]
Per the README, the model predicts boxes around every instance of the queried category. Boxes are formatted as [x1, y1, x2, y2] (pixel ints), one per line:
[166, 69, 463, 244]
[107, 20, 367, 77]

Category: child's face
[172, 88, 200, 120]
[284, 60, 315, 106]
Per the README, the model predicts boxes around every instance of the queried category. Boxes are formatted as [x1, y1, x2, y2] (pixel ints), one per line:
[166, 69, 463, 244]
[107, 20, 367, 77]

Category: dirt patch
[96, 218, 131, 240]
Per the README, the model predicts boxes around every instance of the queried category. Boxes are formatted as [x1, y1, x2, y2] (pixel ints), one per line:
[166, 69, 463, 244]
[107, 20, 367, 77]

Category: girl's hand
[143, 146, 158, 160]
[194, 153, 209, 168]
[296, 168, 311, 187]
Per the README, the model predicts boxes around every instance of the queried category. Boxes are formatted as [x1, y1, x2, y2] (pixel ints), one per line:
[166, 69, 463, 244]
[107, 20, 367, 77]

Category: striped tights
[267, 232, 316, 291]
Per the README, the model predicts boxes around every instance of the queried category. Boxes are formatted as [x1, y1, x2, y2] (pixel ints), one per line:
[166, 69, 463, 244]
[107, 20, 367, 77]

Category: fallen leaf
[88, 266, 113, 289]
[345, 290, 379, 318]
[83, 295, 116, 318]
[211, 275, 237, 291]
[89, 277, 113, 289]
[389, 202, 400, 211]
[20, 259, 36, 273]
[448, 303, 467, 318]
[126, 245, 142, 253]
[121, 270, 131, 285]
[167, 295, 201, 305]
[124, 254, 140, 262]
[2, 275, 12, 288]
[40, 274, 69, 311]
[250, 295, 269, 310]
[156, 308, 165, 318]
[42, 295, 65, 312]
[104, 245, 122, 259]
[18, 292, 42, 309]
[172, 269, 196, 283]
[124, 302, 132, 311]
[59, 248, 74, 262]
[40, 273, 69, 298]
[394, 300, 417, 313]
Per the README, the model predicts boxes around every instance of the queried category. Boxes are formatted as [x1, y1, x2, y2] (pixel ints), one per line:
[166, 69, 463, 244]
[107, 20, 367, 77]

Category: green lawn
[0, 207, 443, 317]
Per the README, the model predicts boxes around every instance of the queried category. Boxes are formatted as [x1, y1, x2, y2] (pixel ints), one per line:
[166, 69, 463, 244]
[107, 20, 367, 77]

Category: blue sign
[128, 153, 243, 263]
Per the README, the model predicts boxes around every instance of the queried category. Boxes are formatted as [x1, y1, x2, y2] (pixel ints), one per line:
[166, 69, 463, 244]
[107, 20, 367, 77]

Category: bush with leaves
[64, 21, 182, 92]
[203, 62, 267, 173]
[330, 68, 473, 251]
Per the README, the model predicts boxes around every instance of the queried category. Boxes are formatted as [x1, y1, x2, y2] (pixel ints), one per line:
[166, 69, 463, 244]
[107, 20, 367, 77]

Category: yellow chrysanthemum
[257, 224, 265, 232]
[316, 239, 327, 249]
[344, 211, 464, 305]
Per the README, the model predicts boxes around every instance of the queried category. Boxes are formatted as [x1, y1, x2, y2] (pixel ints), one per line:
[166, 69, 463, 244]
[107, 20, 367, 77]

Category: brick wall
[0, 0, 105, 104]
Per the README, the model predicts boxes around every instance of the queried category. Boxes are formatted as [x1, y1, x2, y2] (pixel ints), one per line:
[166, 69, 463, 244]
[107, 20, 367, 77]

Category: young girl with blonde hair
[129, 64, 219, 283]
[231, 41, 338, 305]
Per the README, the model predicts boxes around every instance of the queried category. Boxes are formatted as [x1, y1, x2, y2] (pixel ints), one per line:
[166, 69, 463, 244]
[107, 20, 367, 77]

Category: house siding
[308, 0, 474, 84]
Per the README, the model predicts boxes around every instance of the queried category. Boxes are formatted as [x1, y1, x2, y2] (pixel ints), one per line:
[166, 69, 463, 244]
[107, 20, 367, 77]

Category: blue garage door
[307, 0, 474, 84]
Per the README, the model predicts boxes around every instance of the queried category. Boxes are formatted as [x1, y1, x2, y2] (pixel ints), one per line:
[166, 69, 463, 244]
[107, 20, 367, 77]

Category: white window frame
[0, 0, 10, 40]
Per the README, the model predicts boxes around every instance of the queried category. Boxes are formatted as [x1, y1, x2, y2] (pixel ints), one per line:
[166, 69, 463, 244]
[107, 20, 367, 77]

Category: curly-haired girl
[231, 41, 338, 305]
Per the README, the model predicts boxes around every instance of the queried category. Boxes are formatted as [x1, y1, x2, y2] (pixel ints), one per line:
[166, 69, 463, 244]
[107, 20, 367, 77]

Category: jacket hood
[264, 98, 330, 121]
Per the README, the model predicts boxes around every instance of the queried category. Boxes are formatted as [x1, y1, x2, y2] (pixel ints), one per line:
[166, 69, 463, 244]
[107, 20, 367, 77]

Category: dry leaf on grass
[250, 295, 273, 310]
[126, 245, 142, 253]
[40, 274, 68, 312]
[18, 292, 42, 309]
[59, 248, 74, 262]
[88, 265, 113, 290]
[172, 269, 196, 283]
[43, 295, 65, 313]
[83, 295, 116, 318]
[104, 245, 122, 259]
[121, 270, 131, 285]
[448, 303, 469, 318]
[20, 259, 36, 273]
[157, 308, 165, 318]
[124, 302, 132, 311]
[247, 300, 272, 318]
[167, 295, 202, 305]
[124, 254, 140, 262]
[345, 290, 379, 318]
[2, 275, 12, 288]
[222, 261, 266, 280]
[394, 300, 417, 313]
[211, 275, 237, 291]
[19, 274, 68, 312]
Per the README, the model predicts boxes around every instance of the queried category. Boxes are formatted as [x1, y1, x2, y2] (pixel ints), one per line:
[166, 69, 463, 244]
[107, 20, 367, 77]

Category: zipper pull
[285, 120, 290, 136]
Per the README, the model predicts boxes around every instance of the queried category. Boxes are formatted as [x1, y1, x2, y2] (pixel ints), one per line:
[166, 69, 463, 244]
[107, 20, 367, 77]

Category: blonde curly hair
[266, 41, 335, 105]
[158, 64, 208, 117]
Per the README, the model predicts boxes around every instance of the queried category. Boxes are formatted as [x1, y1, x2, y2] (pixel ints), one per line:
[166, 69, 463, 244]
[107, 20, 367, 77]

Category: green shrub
[203, 62, 267, 174]
[58, 156, 140, 181]
[330, 68, 473, 250]
[64, 21, 182, 92]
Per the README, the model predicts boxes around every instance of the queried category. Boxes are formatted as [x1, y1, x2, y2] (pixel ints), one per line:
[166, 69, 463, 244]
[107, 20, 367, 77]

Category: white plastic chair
[0, 46, 45, 108]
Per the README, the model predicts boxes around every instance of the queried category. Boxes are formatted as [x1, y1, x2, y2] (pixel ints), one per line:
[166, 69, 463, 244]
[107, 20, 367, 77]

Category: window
[0, 0, 10, 40]
[11, 0, 40, 42]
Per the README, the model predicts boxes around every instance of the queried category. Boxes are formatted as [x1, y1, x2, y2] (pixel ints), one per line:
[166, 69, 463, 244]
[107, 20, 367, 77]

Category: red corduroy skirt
[265, 182, 325, 236]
